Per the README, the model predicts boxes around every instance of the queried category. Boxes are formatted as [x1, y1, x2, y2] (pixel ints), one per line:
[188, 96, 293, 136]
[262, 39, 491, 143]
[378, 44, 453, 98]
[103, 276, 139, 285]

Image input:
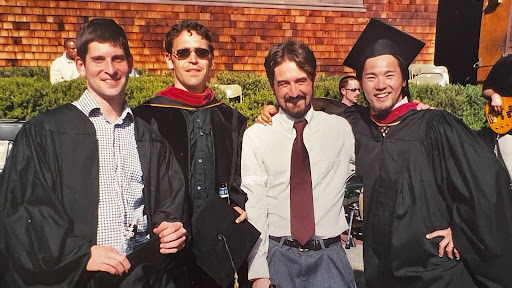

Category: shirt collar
[277, 104, 314, 133]
[77, 90, 133, 123]
[393, 96, 409, 109]
[63, 52, 74, 63]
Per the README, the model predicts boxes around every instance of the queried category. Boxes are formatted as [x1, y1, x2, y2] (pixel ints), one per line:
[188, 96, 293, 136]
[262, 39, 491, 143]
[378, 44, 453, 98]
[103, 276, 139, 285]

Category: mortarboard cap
[343, 18, 425, 73]
[192, 195, 260, 288]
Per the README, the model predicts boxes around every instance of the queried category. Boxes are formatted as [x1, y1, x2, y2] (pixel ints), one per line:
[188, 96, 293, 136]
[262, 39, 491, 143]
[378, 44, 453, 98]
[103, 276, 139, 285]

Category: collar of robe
[157, 86, 215, 107]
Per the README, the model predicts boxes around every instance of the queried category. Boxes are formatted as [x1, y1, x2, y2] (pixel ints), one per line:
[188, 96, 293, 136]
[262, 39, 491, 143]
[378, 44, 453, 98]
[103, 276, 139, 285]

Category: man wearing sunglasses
[134, 20, 249, 288]
[339, 75, 361, 107]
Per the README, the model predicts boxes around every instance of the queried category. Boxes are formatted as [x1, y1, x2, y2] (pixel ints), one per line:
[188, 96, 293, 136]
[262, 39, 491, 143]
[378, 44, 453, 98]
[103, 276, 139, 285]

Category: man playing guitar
[483, 54, 512, 179]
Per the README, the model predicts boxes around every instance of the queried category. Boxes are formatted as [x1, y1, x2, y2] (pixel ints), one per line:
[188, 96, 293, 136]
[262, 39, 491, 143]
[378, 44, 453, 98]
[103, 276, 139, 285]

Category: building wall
[0, 0, 439, 75]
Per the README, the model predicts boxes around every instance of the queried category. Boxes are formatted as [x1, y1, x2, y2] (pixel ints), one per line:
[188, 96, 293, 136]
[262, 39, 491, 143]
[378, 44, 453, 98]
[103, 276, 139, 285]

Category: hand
[426, 227, 460, 260]
[233, 206, 247, 223]
[491, 93, 504, 113]
[412, 99, 432, 110]
[252, 277, 272, 288]
[153, 221, 187, 254]
[255, 105, 279, 126]
[86, 245, 131, 275]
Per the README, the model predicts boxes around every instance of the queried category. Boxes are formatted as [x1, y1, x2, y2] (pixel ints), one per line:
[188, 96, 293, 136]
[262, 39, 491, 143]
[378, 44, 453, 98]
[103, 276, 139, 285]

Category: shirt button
[196, 118, 200, 122]
[197, 186, 202, 190]
[200, 131, 204, 136]
[198, 159, 203, 163]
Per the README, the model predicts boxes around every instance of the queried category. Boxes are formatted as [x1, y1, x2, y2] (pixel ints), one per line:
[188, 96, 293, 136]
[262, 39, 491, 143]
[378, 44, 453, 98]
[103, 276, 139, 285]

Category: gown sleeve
[425, 110, 512, 286]
[0, 122, 93, 286]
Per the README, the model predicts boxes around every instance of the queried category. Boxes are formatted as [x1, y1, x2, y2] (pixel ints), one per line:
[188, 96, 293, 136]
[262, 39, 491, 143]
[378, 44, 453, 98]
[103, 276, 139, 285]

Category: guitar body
[485, 97, 512, 134]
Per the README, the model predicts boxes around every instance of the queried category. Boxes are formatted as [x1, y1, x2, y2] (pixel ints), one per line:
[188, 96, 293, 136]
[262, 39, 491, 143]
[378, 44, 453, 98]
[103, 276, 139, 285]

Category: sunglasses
[173, 47, 211, 60]
[346, 88, 360, 92]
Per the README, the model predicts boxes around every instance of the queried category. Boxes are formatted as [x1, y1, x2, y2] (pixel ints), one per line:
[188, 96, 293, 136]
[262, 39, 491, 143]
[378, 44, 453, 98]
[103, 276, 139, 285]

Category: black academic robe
[133, 96, 248, 212]
[348, 107, 512, 287]
[133, 96, 248, 288]
[0, 104, 187, 287]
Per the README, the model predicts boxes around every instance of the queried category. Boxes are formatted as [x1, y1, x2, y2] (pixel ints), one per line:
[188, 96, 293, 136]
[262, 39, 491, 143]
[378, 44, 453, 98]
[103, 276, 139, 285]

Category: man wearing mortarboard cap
[343, 18, 512, 287]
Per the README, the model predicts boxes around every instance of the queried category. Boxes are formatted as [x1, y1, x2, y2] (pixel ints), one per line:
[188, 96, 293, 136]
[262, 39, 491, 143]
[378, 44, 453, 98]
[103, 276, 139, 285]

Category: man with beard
[343, 18, 512, 287]
[242, 40, 356, 288]
[133, 20, 249, 288]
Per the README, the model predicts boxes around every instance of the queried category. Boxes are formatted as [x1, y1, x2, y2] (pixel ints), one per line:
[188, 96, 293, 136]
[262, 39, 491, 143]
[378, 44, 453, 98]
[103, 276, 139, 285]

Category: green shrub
[0, 67, 50, 79]
[314, 75, 342, 100]
[126, 75, 174, 107]
[0, 68, 488, 131]
[409, 83, 486, 130]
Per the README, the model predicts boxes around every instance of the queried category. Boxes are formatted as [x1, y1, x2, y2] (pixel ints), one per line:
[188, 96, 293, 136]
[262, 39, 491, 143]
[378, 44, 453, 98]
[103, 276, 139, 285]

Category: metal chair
[0, 120, 24, 173]
[217, 84, 243, 103]
[343, 173, 363, 249]
[409, 64, 450, 86]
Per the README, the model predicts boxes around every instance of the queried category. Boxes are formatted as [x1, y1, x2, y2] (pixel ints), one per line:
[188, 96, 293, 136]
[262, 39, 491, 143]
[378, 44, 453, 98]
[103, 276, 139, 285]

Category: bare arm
[483, 88, 503, 113]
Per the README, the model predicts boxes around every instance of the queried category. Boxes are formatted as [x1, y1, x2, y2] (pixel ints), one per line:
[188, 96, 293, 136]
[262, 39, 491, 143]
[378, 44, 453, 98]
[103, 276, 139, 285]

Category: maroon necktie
[290, 120, 315, 245]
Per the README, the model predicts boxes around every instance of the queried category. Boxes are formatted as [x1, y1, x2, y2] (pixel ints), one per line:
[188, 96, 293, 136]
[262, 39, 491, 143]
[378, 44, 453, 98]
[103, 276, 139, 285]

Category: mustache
[284, 94, 307, 103]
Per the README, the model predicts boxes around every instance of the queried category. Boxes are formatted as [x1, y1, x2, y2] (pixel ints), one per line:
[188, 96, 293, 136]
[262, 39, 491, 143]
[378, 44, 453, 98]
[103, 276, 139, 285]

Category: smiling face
[361, 54, 406, 114]
[272, 59, 313, 119]
[166, 30, 213, 94]
[76, 42, 133, 104]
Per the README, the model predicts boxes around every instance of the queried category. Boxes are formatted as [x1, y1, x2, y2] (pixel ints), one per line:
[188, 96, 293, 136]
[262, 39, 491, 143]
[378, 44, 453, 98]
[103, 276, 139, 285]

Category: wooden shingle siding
[0, 0, 438, 75]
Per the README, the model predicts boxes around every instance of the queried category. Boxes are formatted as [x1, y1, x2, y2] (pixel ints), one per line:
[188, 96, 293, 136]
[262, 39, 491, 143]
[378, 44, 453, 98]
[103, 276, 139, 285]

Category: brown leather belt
[269, 235, 341, 251]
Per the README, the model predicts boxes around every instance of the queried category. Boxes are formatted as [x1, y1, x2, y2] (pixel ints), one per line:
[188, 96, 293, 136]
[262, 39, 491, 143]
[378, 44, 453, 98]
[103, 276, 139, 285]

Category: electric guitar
[485, 97, 512, 134]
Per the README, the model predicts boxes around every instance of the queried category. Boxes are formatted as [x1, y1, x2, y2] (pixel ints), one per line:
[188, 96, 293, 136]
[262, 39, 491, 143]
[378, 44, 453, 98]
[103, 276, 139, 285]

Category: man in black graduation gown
[133, 20, 248, 288]
[0, 18, 187, 287]
[343, 18, 512, 287]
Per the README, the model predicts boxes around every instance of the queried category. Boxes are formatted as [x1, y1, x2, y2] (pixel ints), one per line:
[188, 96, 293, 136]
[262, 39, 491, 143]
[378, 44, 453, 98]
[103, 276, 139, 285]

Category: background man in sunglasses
[339, 75, 361, 108]
[134, 20, 249, 288]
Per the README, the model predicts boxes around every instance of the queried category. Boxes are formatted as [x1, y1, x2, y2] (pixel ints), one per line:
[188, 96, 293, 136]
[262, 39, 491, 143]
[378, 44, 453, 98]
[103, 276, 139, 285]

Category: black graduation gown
[348, 107, 512, 287]
[133, 96, 248, 212]
[133, 96, 248, 288]
[0, 104, 187, 287]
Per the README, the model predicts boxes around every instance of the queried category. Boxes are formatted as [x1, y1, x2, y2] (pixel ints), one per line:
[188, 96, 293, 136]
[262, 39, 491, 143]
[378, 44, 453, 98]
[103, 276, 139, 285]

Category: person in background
[50, 38, 80, 84]
[482, 54, 512, 179]
[242, 40, 356, 288]
[133, 20, 248, 288]
[0, 18, 187, 287]
[339, 75, 361, 107]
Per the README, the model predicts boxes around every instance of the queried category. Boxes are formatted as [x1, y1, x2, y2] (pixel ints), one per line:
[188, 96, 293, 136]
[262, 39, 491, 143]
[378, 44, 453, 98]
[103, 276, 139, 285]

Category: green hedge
[0, 68, 486, 130]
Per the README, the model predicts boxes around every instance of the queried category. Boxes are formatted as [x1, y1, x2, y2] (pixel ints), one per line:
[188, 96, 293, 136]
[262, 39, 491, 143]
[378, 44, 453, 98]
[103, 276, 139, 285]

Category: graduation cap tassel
[218, 234, 238, 288]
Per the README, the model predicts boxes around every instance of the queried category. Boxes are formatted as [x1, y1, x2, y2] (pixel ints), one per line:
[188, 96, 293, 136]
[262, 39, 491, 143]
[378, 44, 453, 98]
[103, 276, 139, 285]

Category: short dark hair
[76, 18, 132, 63]
[164, 20, 214, 56]
[339, 75, 357, 91]
[357, 54, 411, 99]
[264, 40, 316, 87]
[63, 39, 75, 48]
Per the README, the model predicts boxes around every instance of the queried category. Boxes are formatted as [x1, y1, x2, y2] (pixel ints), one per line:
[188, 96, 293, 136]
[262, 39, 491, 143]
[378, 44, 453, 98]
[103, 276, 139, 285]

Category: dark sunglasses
[173, 47, 211, 60]
[346, 88, 360, 92]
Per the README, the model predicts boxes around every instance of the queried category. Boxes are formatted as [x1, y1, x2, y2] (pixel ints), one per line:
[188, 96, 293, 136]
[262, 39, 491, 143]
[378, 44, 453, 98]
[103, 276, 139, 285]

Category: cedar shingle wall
[0, 0, 438, 75]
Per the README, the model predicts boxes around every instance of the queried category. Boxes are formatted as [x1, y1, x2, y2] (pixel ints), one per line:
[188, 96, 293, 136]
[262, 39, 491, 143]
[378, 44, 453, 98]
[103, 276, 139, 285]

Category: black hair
[164, 20, 214, 56]
[76, 18, 132, 63]
[264, 40, 316, 86]
[339, 75, 358, 91]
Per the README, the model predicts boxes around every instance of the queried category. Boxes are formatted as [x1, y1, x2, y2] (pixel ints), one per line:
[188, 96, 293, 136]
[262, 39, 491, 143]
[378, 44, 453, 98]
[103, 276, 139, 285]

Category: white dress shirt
[50, 52, 80, 84]
[242, 107, 355, 280]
